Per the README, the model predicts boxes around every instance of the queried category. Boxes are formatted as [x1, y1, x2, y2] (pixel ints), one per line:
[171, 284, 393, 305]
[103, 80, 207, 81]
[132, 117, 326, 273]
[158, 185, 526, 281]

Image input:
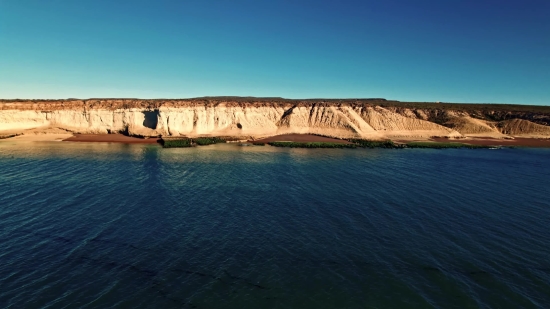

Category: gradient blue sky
[1, 0, 549, 104]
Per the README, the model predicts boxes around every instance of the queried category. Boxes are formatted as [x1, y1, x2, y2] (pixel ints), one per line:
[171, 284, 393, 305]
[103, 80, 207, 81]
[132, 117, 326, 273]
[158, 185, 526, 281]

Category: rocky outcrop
[1, 99, 549, 139]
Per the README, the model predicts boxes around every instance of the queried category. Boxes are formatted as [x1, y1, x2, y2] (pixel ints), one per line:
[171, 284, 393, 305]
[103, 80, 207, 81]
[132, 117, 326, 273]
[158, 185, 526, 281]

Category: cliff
[1, 98, 550, 139]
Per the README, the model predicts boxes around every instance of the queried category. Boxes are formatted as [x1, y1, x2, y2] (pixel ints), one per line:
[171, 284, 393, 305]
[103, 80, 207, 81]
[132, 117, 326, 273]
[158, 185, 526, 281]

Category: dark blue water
[1, 141, 549, 308]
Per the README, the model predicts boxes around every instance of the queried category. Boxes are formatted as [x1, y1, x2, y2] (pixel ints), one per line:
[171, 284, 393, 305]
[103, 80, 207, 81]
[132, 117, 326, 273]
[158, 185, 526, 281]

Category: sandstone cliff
[1, 99, 549, 139]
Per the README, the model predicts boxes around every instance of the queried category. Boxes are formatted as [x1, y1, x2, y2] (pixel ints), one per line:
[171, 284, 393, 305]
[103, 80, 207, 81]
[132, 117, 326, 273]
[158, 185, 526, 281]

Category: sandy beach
[2, 132, 550, 148]
[63, 134, 162, 144]
[0, 134, 73, 142]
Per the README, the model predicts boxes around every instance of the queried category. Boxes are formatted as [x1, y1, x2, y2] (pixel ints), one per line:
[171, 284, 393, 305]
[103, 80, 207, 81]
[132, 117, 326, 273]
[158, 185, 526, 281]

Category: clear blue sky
[1, 0, 549, 104]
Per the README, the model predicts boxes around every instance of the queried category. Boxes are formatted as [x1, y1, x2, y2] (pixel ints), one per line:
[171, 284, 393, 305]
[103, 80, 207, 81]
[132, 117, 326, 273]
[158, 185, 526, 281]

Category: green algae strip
[267, 140, 491, 149]
[162, 139, 192, 148]
[162, 137, 492, 149]
[162, 137, 227, 148]
[193, 137, 226, 146]
[348, 139, 397, 148]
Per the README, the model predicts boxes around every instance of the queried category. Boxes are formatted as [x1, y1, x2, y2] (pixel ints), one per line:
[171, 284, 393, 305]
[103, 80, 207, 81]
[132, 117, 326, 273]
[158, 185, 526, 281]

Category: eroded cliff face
[1, 99, 549, 139]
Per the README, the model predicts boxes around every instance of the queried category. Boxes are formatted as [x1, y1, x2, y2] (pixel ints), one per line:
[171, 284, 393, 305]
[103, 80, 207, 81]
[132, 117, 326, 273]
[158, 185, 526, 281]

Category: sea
[0, 141, 549, 309]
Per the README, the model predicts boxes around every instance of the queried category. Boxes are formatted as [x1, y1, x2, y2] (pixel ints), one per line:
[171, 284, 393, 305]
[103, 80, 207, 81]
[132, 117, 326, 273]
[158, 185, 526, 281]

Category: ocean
[0, 142, 549, 308]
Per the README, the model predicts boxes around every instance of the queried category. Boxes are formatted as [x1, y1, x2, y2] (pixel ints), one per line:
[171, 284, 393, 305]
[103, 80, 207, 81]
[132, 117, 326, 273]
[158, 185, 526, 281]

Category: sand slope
[498, 119, 550, 137]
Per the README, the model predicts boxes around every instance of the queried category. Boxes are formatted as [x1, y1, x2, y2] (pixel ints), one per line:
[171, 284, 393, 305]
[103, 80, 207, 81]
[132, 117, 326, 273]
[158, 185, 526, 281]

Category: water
[1, 141, 549, 308]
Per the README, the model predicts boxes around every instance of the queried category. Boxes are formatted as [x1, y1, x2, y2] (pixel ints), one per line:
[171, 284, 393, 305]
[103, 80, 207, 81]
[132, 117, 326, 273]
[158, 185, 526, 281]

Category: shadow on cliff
[143, 110, 159, 130]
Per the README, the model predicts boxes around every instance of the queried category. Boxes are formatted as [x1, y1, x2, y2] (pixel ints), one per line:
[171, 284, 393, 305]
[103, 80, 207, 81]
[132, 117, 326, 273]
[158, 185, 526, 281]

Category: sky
[0, 0, 549, 104]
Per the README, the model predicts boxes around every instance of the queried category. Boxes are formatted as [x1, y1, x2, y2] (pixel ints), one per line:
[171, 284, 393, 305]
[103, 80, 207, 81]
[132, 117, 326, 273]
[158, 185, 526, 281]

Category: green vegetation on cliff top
[4, 97, 550, 114]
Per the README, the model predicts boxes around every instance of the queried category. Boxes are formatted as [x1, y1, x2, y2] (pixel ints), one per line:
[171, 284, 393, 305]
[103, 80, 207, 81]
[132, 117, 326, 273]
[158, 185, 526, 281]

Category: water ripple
[0, 143, 549, 308]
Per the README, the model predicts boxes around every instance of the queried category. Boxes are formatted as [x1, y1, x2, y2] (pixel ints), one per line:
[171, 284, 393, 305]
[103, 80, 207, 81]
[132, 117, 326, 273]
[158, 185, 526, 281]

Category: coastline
[251, 134, 352, 144]
[430, 137, 550, 148]
[0, 134, 73, 142]
[63, 134, 161, 144]
[2, 132, 550, 148]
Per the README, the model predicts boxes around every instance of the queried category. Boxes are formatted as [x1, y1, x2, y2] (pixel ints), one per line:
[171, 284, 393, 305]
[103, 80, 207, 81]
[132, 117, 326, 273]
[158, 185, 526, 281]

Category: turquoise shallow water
[0, 141, 549, 309]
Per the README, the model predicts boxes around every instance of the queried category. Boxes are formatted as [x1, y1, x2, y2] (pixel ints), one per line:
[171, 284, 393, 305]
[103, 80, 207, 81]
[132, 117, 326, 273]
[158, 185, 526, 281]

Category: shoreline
[250, 134, 353, 144]
[1, 133, 550, 148]
[63, 134, 161, 144]
[429, 137, 550, 148]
